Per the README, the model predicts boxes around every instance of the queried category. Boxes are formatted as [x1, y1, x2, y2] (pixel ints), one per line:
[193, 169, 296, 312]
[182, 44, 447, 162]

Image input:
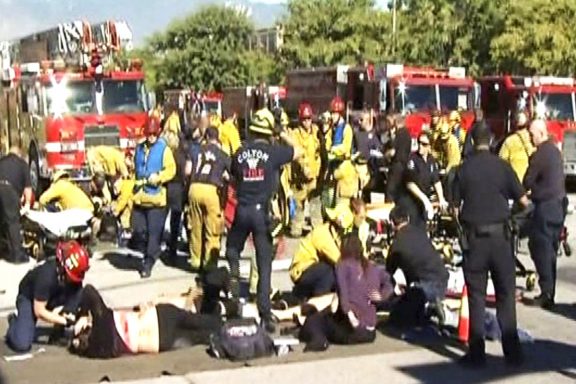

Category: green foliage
[281, 0, 392, 68]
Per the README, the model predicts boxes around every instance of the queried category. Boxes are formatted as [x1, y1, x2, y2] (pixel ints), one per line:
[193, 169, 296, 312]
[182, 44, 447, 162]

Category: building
[248, 25, 284, 54]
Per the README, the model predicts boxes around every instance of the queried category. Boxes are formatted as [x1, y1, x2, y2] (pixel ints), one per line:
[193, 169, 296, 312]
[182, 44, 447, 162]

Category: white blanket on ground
[25, 209, 93, 237]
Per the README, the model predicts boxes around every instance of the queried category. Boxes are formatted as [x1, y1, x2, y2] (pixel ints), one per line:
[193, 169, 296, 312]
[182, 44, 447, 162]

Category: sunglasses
[419, 141, 430, 146]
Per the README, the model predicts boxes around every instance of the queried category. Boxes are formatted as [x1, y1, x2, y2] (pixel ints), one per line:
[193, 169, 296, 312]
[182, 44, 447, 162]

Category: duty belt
[0, 180, 11, 186]
[466, 222, 508, 237]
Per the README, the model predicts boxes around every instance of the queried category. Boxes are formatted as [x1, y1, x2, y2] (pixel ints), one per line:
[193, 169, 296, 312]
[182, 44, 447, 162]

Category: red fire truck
[479, 75, 576, 176]
[285, 64, 478, 137]
[0, 20, 150, 194]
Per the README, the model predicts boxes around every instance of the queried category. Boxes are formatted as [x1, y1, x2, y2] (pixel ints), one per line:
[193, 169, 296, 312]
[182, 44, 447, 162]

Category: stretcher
[22, 209, 93, 260]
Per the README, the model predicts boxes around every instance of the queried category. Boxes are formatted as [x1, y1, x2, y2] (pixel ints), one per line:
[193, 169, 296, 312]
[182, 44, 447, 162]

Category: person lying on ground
[5, 241, 89, 352]
[385, 205, 449, 325]
[299, 234, 393, 352]
[69, 284, 222, 359]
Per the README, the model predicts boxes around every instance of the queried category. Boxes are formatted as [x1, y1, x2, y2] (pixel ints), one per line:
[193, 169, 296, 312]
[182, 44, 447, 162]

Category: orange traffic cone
[458, 285, 470, 344]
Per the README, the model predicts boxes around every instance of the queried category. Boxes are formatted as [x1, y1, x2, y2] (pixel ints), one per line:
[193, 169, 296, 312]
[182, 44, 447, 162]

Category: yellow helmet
[326, 203, 354, 231]
[449, 110, 461, 124]
[439, 118, 451, 139]
[249, 108, 276, 135]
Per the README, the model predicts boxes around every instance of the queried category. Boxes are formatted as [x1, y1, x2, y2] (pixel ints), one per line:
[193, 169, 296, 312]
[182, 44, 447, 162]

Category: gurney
[22, 209, 93, 260]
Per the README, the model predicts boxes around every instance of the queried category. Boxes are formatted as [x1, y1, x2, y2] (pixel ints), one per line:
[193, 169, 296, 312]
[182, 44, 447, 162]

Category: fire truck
[285, 64, 479, 137]
[222, 84, 285, 138]
[479, 75, 576, 176]
[0, 20, 150, 195]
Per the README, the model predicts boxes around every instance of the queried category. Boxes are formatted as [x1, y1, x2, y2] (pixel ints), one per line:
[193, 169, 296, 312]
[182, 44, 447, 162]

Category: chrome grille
[84, 125, 120, 147]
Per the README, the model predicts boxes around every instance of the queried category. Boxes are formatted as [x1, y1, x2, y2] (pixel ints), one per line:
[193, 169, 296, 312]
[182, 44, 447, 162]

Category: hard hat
[51, 170, 70, 183]
[449, 110, 461, 123]
[330, 96, 345, 114]
[298, 103, 313, 120]
[326, 203, 354, 230]
[56, 240, 90, 283]
[249, 108, 276, 135]
[144, 116, 162, 136]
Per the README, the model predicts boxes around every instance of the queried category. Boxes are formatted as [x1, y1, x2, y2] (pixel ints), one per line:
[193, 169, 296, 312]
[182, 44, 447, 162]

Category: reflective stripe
[120, 138, 137, 148]
[45, 141, 85, 153]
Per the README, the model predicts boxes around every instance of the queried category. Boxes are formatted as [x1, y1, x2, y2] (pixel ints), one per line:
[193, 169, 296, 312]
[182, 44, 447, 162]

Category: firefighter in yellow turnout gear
[435, 118, 462, 173]
[39, 171, 94, 213]
[86, 146, 129, 179]
[187, 127, 231, 271]
[289, 103, 323, 238]
[334, 154, 370, 206]
[218, 113, 242, 156]
[499, 112, 535, 182]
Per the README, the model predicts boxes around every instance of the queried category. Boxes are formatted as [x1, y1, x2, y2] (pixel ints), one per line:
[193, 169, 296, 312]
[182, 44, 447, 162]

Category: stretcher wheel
[526, 273, 536, 292]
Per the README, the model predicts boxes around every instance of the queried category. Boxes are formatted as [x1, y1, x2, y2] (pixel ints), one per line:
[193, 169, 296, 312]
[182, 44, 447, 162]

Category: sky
[0, 0, 391, 46]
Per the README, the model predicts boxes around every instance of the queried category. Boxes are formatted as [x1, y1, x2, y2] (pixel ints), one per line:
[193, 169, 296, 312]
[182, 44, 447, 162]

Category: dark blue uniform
[6, 259, 81, 352]
[226, 140, 293, 320]
[453, 149, 525, 365]
[399, 152, 440, 228]
[524, 140, 566, 304]
[384, 127, 412, 203]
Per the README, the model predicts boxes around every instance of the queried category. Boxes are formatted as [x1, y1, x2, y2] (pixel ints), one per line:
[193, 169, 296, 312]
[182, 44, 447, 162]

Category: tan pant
[188, 183, 223, 270]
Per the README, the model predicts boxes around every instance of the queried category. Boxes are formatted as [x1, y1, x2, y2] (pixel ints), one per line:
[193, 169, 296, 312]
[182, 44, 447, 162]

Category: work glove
[148, 173, 161, 186]
[424, 200, 435, 221]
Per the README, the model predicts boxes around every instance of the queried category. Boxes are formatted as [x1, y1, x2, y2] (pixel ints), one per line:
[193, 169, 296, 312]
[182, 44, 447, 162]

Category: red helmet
[144, 116, 162, 136]
[298, 103, 313, 120]
[56, 241, 90, 283]
[330, 96, 345, 114]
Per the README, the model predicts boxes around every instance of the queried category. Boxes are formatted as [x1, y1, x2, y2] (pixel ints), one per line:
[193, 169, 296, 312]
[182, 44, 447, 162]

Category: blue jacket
[135, 138, 167, 195]
[332, 120, 346, 147]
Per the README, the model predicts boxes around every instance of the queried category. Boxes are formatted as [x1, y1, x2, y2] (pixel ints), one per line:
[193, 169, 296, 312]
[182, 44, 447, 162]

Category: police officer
[188, 127, 231, 271]
[524, 119, 566, 309]
[398, 132, 447, 229]
[384, 115, 411, 203]
[226, 109, 302, 333]
[453, 125, 528, 368]
[0, 146, 33, 264]
[132, 116, 176, 278]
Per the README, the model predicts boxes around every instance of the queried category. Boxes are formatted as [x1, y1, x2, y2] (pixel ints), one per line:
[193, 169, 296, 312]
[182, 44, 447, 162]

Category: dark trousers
[463, 228, 521, 359]
[167, 182, 184, 256]
[528, 199, 564, 300]
[385, 162, 404, 203]
[0, 183, 26, 261]
[5, 295, 36, 352]
[131, 206, 168, 266]
[226, 204, 273, 317]
[292, 262, 335, 300]
[398, 195, 426, 229]
[299, 308, 376, 350]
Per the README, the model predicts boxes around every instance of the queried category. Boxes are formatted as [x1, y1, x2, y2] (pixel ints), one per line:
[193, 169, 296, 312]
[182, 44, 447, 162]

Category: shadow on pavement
[100, 252, 143, 271]
[159, 252, 193, 273]
[547, 302, 576, 323]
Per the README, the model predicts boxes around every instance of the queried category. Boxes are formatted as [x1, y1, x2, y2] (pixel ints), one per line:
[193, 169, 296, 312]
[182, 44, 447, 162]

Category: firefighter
[163, 106, 181, 135]
[39, 171, 94, 213]
[333, 154, 370, 207]
[218, 112, 242, 156]
[289, 202, 354, 300]
[187, 127, 231, 271]
[326, 96, 353, 160]
[225, 108, 301, 333]
[86, 146, 129, 180]
[499, 112, 535, 182]
[449, 110, 466, 151]
[289, 102, 323, 238]
[5, 241, 89, 352]
[131, 116, 177, 278]
[436, 118, 462, 173]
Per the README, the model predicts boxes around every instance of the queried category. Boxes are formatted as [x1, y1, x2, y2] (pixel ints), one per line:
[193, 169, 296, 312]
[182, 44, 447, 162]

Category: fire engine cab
[479, 75, 576, 176]
[0, 20, 150, 194]
[378, 64, 479, 137]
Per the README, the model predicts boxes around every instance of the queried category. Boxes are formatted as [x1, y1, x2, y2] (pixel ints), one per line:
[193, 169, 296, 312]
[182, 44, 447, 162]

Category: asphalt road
[0, 196, 574, 384]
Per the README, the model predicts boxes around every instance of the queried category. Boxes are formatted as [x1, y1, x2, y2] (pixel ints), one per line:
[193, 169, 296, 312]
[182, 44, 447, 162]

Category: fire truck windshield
[534, 92, 575, 121]
[45, 79, 147, 115]
[395, 85, 436, 112]
[439, 86, 471, 111]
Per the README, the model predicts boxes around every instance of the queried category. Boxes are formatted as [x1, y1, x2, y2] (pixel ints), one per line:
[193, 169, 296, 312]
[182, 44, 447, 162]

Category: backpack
[209, 318, 275, 361]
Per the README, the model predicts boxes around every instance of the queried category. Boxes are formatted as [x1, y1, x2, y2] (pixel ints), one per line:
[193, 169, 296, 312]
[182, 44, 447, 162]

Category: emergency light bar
[535, 76, 574, 86]
[385, 64, 467, 79]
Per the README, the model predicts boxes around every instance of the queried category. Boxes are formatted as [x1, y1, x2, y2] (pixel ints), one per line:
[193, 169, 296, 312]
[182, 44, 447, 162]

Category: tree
[280, 0, 392, 69]
[146, 5, 276, 91]
[490, 0, 576, 75]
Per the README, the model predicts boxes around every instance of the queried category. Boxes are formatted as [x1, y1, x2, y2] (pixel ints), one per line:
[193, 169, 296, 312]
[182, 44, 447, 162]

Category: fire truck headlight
[535, 101, 547, 118]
